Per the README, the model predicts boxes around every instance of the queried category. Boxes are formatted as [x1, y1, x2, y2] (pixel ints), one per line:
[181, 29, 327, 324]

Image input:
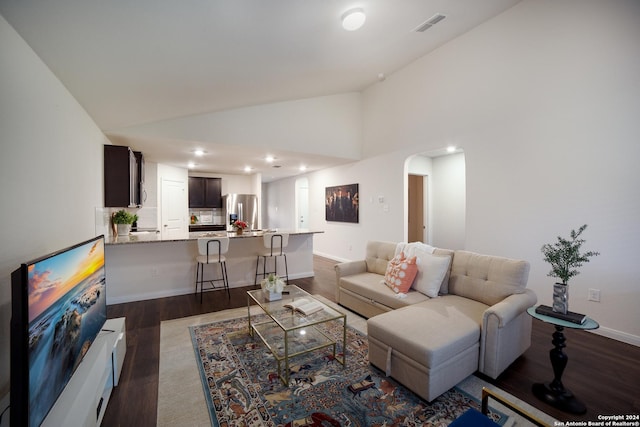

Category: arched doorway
[406, 149, 466, 248]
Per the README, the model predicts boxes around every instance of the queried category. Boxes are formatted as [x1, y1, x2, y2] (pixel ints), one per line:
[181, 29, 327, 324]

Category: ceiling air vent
[413, 13, 446, 32]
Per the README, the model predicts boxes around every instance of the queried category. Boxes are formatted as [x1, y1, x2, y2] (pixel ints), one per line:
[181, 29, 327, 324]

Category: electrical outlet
[588, 288, 601, 302]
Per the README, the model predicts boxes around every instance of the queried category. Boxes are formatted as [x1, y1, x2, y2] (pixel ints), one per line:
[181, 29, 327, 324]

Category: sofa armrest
[334, 260, 367, 300]
[335, 260, 367, 279]
[479, 289, 537, 378]
[483, 289, 537, 328]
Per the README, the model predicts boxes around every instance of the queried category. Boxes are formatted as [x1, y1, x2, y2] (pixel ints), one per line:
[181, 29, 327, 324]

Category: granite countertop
[106, 229, 322, 245]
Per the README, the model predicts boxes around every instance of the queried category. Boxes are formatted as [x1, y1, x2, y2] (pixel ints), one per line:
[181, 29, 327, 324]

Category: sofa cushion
[433, 248, 455, 294]
[339, 273, 430, 309]
[383, 252, 418, 293]
[367, 295, 486, 368]
[449, 251, 530, 306]
[365, 241, 397, 275]
[412, 250, 452, 298]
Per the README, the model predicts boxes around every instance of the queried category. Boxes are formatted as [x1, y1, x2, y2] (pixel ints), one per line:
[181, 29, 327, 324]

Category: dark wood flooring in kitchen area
[102, 256, 640, 426]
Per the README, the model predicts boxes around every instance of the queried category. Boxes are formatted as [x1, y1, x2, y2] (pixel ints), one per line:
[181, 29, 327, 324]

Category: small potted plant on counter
[112, 210, 138, 236]
[232, 220, 248, 235]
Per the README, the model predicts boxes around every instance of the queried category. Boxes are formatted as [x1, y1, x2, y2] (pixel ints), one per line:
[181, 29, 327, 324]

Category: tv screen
[11, 235, 107, 427]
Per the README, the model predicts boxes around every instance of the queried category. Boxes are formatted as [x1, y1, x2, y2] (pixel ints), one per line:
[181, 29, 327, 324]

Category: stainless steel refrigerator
[223, 194, 258, 231]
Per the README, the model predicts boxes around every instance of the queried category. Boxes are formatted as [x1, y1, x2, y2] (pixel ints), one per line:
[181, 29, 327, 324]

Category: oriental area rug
[157, 298, 556, 427]
[188, 314, 507, 427]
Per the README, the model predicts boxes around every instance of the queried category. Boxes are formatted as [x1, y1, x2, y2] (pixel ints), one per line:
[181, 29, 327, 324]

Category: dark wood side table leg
[532, 325, 587, 414]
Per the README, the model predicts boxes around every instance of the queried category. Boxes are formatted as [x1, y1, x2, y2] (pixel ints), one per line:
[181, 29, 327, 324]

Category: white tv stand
[40, 317, 127, 427]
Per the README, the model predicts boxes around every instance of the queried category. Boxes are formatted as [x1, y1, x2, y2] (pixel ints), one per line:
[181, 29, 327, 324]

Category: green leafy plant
[261, 273, 285, 293]
[541, 224, 600, 284]
[112, 209, 138, 225]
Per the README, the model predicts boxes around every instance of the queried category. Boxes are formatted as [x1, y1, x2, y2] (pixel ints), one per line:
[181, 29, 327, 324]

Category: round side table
[527, 306, 599, 415]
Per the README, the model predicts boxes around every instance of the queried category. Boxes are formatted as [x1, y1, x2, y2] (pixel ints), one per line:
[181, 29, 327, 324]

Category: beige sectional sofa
[335, 241, 537, 402]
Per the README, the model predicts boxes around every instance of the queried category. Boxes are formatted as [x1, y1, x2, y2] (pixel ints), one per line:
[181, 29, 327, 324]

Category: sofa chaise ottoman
[335, 241, 537, 402]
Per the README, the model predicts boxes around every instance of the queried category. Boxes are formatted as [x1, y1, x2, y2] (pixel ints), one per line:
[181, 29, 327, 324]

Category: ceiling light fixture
[265, 155, 275, 163]
[447, 146, 457, 153]
[299, 165, 307, 172]
[188, 162, 196, 168]
[341, 8, 366, 31]
[194, 149, 204, 156]
[244, 166, 252, 173]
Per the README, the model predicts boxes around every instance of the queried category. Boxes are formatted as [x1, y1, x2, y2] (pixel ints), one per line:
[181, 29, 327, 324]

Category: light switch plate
[588, 288, 601, 302]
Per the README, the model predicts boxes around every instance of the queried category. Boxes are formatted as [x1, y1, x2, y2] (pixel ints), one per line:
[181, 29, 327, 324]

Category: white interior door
[161, 177, 187, 239]
[296, 178, 309, 230]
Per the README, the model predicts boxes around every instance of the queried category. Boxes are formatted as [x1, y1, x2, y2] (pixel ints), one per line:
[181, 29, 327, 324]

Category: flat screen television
[10, 235, 107, 427]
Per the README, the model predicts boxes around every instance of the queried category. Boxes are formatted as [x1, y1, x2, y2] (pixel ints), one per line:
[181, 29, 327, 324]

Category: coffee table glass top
[247, 285, 344, 330]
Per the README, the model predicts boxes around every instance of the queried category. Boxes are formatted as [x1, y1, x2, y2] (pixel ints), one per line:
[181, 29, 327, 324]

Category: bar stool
[255, 233, 289, 286]
[195, 237, 230, 302]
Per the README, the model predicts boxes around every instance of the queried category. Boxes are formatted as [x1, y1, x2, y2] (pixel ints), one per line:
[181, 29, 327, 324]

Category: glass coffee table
[247, 285, 346, 386]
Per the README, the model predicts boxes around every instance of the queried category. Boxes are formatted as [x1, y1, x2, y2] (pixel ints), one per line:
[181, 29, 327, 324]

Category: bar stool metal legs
[254, 233, 289, 286]
[194, 237, 230, 302]
[195, 259, 229, 302]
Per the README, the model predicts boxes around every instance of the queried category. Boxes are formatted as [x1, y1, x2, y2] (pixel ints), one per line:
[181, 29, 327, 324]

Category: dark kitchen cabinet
[188, 177, 205, 207]
[104, 145, 143, 207]
[189, 177, 222, 208]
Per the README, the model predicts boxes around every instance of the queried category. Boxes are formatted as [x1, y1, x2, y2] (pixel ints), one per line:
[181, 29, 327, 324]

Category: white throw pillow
[404, 242, 435, 257]
[412, 249, 452, 297]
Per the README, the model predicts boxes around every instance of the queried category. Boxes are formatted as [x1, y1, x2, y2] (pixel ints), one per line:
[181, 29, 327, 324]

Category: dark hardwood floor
[102, 256, 640, 426]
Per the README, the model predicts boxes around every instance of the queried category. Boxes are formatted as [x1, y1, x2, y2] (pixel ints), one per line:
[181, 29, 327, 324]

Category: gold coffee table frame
[247, 285, 347, 386]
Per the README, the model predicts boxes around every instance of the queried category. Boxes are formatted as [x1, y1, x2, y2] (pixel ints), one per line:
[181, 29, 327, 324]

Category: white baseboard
[313, 251, 351, 263]
[590, 326, 640, 347]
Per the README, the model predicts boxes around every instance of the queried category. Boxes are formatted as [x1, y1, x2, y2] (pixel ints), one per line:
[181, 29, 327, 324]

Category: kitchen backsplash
[190, 208, 224, 225]
[95, 206, 222, 236]
[95, 206, 158, 236]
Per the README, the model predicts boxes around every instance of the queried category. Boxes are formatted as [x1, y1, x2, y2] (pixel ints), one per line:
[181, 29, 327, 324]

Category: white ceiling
[1, 0, 520, 181]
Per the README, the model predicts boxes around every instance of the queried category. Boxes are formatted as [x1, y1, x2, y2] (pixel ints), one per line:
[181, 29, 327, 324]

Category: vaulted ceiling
[1, 0, 520, 181]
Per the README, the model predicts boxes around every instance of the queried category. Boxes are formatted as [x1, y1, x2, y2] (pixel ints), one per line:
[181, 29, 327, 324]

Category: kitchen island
[105, 230, 322, 304]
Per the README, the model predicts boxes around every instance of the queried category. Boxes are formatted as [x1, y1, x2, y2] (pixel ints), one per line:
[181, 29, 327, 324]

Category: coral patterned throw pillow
[383, 252, 418, 293]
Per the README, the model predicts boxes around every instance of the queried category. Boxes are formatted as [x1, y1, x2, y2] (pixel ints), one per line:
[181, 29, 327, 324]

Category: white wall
[269, 149, 413, 262]
[360, 0, 640, 343]
[262, 179, 297, 231]
[0, 15, 108, 396]
[431, 153, 466, 249]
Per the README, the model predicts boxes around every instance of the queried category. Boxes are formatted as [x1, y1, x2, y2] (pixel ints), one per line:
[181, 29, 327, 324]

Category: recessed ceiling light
[341, 8, 366, 31]
[244, 166, 252, 173]
[447, 146, 457, 153]
[194, 149, 205, 156]
[299, 165, 307, 171]
[265, 155, 275, 163]
[188, 162, 196, 168]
